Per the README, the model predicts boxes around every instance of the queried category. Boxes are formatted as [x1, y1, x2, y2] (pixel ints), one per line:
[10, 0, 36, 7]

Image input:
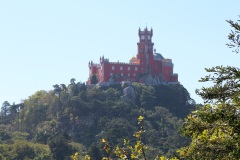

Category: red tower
[137, 27, 154, 74]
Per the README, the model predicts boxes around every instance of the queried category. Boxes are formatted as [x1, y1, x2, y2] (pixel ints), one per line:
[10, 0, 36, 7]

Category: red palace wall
[152, 60, 162, 76]
[162, 65, 173, 82]
[101, 62, 141, 82]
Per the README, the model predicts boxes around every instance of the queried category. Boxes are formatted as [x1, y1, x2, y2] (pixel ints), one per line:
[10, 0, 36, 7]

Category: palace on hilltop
[88, 27, 178, 85]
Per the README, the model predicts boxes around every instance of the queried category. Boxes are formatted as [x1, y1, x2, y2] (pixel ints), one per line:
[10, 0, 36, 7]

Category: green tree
[102, 118, 135, 144]
[70, 78, 76, 85]
[0, 101, 18, 125]
[140, 85, 157, 109]
[0, 140, 51, 160]
[90, 74, 98, 84]
[178, 18, 240, 160]
[87, 145, 103, 160]
[1, 101, 10, 119]
[23, 91, 50, 133]
[155, 84, 195, 118]
[6, 140, 35, 159]
[60, 84, 68, 92]
[53, 84, 62, 98]
[226, 17, 240, 53]
[48, 134, 73, 160]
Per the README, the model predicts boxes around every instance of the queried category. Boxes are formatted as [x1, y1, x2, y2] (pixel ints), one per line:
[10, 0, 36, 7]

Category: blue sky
[0, 1, 239, 105]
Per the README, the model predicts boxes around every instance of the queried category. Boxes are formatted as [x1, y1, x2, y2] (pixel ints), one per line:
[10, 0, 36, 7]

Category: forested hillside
[0, 81, 195, 159]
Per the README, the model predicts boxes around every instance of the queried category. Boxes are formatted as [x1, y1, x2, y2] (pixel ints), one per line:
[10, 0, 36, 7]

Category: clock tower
[137, 27, 154, 74]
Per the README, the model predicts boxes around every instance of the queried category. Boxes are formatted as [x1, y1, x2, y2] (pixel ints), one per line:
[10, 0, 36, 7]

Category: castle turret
[137, 27, 154, 73]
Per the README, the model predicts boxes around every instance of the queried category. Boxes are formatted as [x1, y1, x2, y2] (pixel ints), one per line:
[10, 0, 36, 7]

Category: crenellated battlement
[105, 61, 140, 66]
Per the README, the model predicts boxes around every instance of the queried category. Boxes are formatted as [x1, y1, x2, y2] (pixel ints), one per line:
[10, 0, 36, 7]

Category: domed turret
[129, 56, 138, 64]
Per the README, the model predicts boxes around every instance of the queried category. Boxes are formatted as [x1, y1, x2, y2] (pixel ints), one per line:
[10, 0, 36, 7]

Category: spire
[144, 24, 148, 33]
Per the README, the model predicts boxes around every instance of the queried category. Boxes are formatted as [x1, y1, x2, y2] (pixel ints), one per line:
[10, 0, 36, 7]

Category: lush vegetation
[85, 17, 240, 160]
[177, 18, 240, 160]
[0, 81, 195, 159]
[1, 16, 239, 160]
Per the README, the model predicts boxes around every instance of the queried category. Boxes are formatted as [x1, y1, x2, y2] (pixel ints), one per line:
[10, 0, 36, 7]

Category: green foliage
[23, 90, 52, 133]
[90, 74, 99, 84]
[1, 101, 10, 118]
[140, 85, 157, 108]
[155, 84, 195, 118]
[179, 18, 240, 160]
[179, 103, 240, 159]
[97, 116, 179, 160]
[0, 140, 51, 160]
[0, 124, 11, 142]
[87, 145, 103, 160]
[11, 131, 30, 140]
[226, 18, 240, 53]
[35, 121, 54, 144]
[196, 66, 240, 103]
[48, 134, 73, 160]
[132, 83, 195, 118]
[0, 78, 194, 159]
[102, 118, 135, 144]
[69, 142, 87, 159]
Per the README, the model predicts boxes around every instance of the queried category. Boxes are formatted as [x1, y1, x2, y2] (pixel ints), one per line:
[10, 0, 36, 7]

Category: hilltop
[0, 81, 195, 159]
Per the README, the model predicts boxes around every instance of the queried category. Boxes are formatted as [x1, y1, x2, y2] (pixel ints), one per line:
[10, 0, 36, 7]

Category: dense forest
[0, 81, 196, 159]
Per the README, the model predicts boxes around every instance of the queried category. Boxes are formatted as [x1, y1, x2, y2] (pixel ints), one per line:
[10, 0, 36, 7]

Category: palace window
[128, 67, 130, 71]
[135, 67, 138, 71]
[128, 73, 130, 77]
[110, 73, 113, 76]
[120, 66, 123, 70]
[121, 73, 123, 76]
[112, 66, 115, 70]
[133, 73, 136, 77]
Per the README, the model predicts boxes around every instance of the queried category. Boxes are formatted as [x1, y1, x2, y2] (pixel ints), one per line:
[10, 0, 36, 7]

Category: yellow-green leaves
[138, 115, 144, 123]
[102, 138, 106, 143]
[155, 155, 179, 160]
[179, 103, 240, 159]
[72, 115, 179, 160]
[84, 155, 91, 160]
[123, 139, 127, 145]
[71, 152, 79, 160]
